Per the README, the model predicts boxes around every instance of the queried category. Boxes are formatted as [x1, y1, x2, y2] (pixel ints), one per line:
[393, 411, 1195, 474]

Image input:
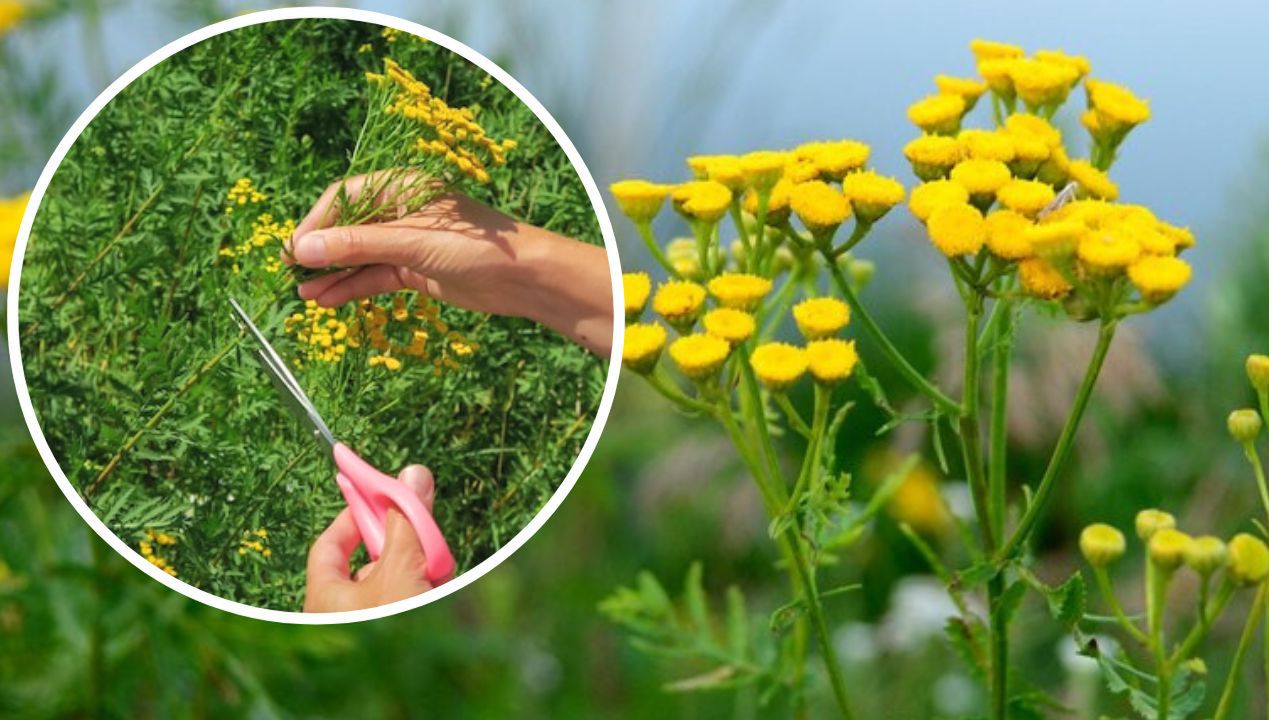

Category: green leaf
[1047, 573, 1086, 631]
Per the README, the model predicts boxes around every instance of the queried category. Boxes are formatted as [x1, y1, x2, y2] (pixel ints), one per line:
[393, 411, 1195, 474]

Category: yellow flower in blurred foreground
[0, 192, 30, 287]
[623, 323, 667, 374]
[623, 272, 651, 317]
[0, 1, 25, 35]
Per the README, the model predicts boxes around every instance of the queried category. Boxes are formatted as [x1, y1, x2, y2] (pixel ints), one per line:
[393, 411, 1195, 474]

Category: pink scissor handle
[332, 443, 456, 584]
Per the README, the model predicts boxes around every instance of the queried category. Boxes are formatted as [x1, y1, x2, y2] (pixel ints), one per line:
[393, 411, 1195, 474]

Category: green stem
[784, 384, 830, 515]
[1148, 563, 1173, 719]
[636, 222, 680, 279]
[1170, 580, 1235, 666]
[987, 299, 1015, 540]
[823, 255, 960, 416]
[774, 392, 813, 438]
[1093, 566, 1149, 645]
[1242, 440, 1269, 522]
[644, 366, 713, 414]
[987, 573, 1009, 720]
[1213, 583, 1266, 720]
[997, 320, 1117, 562]
[959, 294, 994, 551]
[729, 201, 753, 272]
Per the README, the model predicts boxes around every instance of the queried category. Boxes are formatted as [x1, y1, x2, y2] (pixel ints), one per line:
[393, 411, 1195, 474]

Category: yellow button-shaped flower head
[984, 210, 1033, 261]
[958, 129, 1016, 163]
[1035, 49, 1091, 79]
[793, 297, 851, 340]
[653, 280, 706, 329]
[950, 158, 1012, 206]
[702, 308, 756, 345]
[907, 94, 966, 135]
[1227, 409, 1263, 444]
[623, 272, 652, 318]
[904, 135, 964, 182]
[750, 342, 808, 391]
[1018, 258, 1072, 300]
[1086, 79, 1150, 133]
[702, 155, 746, 191]
[0, 192, 29, 288]
[806, 339, 858, 385]
[1004, 113, 1063, 149]
[842, 171, 905, 224]
[1008, 58, 1080, 108]
[795, 140, 870, 181]
[708, 272, 772, 311]
[610, 180, 672, 224]
[1184, 536, 1228, 576]
[1229, 533, 1269, 586]
[927, 203, 986, 258]
[742, 178, 794, 226]
[908, 179, 970, 223]
[997, 178, 1056, 218]
[669, 333, 731, 380]
[739, 150, 789, 191]
[1128, 255, 1191, 304]
[671, 180, 733, 223]
[622, 323, 667, 374]
[935, 75, 988, 111]
[970, 39, 1024, 63]
[1026, 219, 1086, 261]
[1079, 523, 1126, 567]
[1148, 528, 1193, 572]
[1135, 508, 1176, 542]
[1247, 354, 1269, 394]
[1078, 229, 1142, 275]
[790, 181, 851, 235]
[1068, 160, 1119, 201]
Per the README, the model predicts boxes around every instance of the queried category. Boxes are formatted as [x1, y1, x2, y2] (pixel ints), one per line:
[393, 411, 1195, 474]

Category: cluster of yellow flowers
[1082, 509, 1268, 585]
[224, 176, 267, 214]
[368, 58, 516, 184]
[285, 300, 350, 364]
[339, 295, 476, 374]
[904, 39, 1191, 315]
[624, 271, 859, 389]
[237, 528, 272, 559]
[0, 192, 29, 288]
[139, 528, 178, 577]
[219, 211, 296, 274]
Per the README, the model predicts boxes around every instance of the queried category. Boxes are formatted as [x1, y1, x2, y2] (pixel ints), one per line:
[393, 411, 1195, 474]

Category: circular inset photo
[10, 10, 619, 621]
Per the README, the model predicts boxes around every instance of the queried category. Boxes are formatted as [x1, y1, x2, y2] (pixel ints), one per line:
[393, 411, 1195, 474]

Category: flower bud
[1147, 528, 1193, 572]
[1079, 523, 1125, 567]
[1247, 354, 1269, 394]
[1183, 535, 1228, 576]
[1135, 509, 1176, 542]
[1228, 533, 1269, 586]
[1227, 409, 1263, 444]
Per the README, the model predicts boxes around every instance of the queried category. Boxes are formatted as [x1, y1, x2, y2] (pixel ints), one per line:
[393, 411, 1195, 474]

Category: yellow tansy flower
[907, 94, 966, 135]
[935, 74, 988, 110]
[842, 171, 905, 224]
[623, 323, 667, 373]
[623, 272, 652, 317]
[610, 180, 672, 224]
[904, 134, 964, 181]
[738, 150, 788, 190]
[805, 339, 858, 384]
[984, 210, 1033, 261]
[1128, 255, 1191, 303]
[1079, 524, 1126, 567]
[977, 58, 1018, 97]
[793, 297, 851, 340]
[1004, 113, 1063, 148]
[653, 280, 707, 326]
[1018, 258, 1072, 299]
[927, 203, 986, 257]
[958, 129, 1015, 163]
[969, 39, 1025, 62]
[1025, 219, 1085, 259]
[707, 272, 772, 310]
[996, 178, 1056, 217]
[1229, 534, 1269, 585]
[669, 333, 731, 379]
[0, 1, 25, 35]
[671, 180, 733, 222]
[1008, 58, 1079, 108]
[665, 238, 702, 280]
[702, 308, 756, 345]
[1078, 230, 1142, 274]
[949, 158, 1012, 202]
[1086, 79, 1150, 132]
[702, 155, 746, 190]
[1068, 160, 1119, 201]
[0, 192, 29, 287]
[750, 342, 808, 390]
[794, 140, 870, 180]
[1148, 528, 1193, 571]
[790, 180, 851, 234]
[908, 180, 970, 223]
[1184, 536, 1228, 576]
[742, 178, 794, 225]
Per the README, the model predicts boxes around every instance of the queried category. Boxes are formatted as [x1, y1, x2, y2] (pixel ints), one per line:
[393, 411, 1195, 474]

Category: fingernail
[293, 232, 329, 266]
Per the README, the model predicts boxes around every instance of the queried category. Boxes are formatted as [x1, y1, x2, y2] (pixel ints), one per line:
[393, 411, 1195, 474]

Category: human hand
[303, 464, 444, 612]
[286, 174, 614, 356]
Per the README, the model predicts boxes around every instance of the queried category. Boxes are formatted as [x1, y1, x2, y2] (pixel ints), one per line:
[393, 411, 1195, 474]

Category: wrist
[507, 224, 614, 357]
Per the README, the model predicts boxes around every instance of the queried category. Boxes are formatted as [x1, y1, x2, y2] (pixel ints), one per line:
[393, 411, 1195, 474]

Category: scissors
[228, 297, 455, 584]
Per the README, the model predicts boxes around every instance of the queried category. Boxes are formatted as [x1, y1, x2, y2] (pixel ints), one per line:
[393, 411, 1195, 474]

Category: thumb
[291, 225, 426, 269]
[376, 465, 435, 571]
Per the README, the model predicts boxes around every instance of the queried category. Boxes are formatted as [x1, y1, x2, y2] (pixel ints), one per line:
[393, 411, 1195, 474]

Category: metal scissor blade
[228, 297, 338, 451]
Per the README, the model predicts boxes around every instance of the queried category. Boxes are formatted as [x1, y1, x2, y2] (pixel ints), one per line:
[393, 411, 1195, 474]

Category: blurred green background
[3, 1, 1269, 717]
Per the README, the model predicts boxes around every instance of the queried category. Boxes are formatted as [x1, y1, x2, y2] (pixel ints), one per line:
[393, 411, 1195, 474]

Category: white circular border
[6, 7, 624, 624]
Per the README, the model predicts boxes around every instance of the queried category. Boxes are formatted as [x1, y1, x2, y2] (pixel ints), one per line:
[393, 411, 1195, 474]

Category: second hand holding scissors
[229, 298, 455, 584]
